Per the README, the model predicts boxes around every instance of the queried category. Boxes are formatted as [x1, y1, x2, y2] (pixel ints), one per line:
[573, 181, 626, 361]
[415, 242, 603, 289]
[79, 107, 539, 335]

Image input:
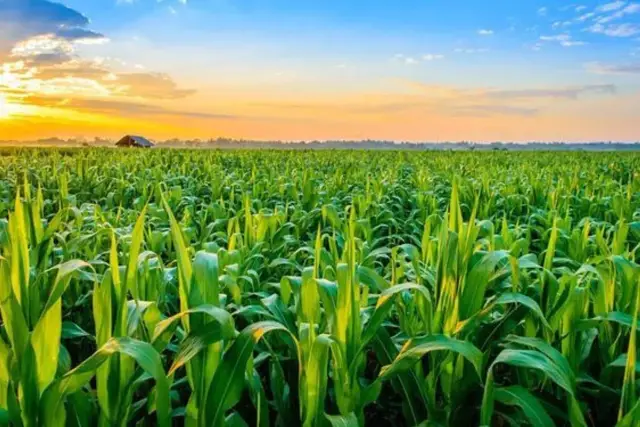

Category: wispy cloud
[586, 61, 640, 74]
[23, 96, 237, 119]
[539, 34, 586, 47]
[552, 21, 572, 29]
[576, 12, 596, 21]
[478, 29, 494, 35]
[486, 85, 615, 99]
[538, 7, 548, 16]
[595, 3, 640, 23]
[393, 53, 444, 64]
[589, 22, 640, 36]
[453, 48, 489, 54]
[596, 1, 627, 12]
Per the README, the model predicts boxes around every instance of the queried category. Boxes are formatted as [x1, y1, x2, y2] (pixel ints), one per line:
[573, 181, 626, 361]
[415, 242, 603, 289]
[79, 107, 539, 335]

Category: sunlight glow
[0, 93, 32, 119]
[0, 93, 11, 118]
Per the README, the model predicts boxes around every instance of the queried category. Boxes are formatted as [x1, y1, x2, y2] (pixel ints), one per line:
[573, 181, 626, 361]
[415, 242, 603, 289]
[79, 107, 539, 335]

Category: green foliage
[0, 148, 639, 426]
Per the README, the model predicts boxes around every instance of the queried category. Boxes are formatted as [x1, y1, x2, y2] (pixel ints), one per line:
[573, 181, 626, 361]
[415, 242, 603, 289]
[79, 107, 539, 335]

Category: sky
[0, 0, 639, 142]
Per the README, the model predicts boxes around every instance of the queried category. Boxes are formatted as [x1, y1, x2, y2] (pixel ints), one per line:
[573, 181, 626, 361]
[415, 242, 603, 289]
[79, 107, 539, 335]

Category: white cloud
[576, 5, 588, 12]
[478, 29, 494, 35]
[538, 7, 548, 16]
[393, 53, 444, 64]
[454, 48, 489, 53]
[596, 3, 640, 23]
[597, 1, 627, 12]
[552, 21, 572, 28]
[589, 22, 640, 36]
[576, 12, 596, 21]
[539, 34, 586, 46]
[11, 35, 74, 57]
[625, 3, 640, 12]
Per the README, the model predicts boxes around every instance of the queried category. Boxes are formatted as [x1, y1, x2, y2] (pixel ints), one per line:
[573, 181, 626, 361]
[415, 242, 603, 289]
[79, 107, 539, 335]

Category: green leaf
[324, 412, 359, 427]
[151, 305, 234, 350]
[125, 205, 147, 300]
[361, 283, 431, 351]
[169, 321, 237, 376]
[378, 334, 484, 381]
[31, 299, 62, 393]
[494, 386, 555, 427]
[357, 266, 390, 292]
[204, 321, 300, 426]
[40, 337, 170, 427]
[61, 321, 92, 340]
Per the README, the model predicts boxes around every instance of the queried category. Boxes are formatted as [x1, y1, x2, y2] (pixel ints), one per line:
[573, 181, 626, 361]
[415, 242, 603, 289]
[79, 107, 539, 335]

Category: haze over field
[1, 0, 640, 142]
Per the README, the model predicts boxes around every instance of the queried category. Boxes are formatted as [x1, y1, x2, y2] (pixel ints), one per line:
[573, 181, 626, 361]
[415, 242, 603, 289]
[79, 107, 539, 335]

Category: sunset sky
[1, 0, 639, 142]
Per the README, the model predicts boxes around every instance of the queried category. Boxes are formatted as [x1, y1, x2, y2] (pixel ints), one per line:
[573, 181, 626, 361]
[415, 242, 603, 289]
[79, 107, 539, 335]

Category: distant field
[1, 149, 639, 426]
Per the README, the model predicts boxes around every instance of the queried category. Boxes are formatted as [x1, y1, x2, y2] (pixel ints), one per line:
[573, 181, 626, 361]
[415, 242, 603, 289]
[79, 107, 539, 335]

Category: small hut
[115, 135, 154, 148]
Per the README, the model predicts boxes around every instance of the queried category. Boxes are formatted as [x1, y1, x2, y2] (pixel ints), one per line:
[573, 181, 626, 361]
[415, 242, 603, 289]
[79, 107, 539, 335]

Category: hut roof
[116, 135, 154, 147]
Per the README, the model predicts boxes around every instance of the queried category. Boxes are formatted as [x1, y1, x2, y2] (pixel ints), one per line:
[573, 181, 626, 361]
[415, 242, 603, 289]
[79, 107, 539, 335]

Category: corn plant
[1, 148, 639, 426]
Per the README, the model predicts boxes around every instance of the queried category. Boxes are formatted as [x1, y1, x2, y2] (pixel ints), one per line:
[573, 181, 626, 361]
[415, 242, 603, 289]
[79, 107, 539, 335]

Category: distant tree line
[1, 137, 640, 151]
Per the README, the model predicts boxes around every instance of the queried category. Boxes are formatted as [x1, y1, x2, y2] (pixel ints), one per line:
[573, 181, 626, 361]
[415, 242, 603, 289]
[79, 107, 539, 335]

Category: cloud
[114, 73, 196, 99]
[33, 59, 112, 80]
[595, 3, 640, 23]
[452, 105, 539, 117]
[0, 0, 105, 56]
[486, 85, 616, 100]
[478, 29, 494, 35]
[393, 53, 443, 64]
[576, 12, 596, 21]
[539, 34, 586, 46]
[589, 22, 640, 36]
[258, 82, 617, 120]
[596, 1, 627, 12]
[576, 5, 588, 12]
[24, 52, 75, 67]
[0, 0, 89, 31]
[586, 62, 640, 74]
[538, 7, 548, 16]
[0, 0, 197, 118]
[552, 21, 572, 29]
[12, 34, 74, 58]
[54, 28, 108, 43]
[22, 96, 239, 119]
[453, 48, 489, 53]
[254, 97, 539, 118]
[2, 59, 195, 99]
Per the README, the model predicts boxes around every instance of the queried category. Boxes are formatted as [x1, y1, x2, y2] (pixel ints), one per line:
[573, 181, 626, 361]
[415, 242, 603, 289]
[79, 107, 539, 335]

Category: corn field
[0, 148, 639, 427]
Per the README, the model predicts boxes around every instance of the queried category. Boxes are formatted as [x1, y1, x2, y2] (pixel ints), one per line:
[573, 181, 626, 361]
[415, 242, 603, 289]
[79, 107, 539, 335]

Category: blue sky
[0, 0, 639, 141]
[68, 0, 640, 88]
